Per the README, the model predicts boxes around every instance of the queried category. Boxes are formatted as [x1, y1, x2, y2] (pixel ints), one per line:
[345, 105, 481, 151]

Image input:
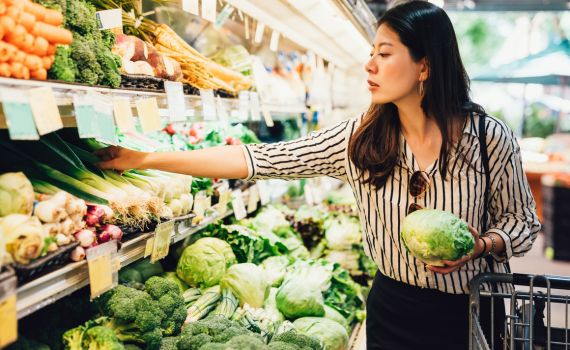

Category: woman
[95, 1, 540, 349]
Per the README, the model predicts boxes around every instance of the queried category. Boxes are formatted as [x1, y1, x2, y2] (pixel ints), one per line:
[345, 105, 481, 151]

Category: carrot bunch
[0, 0, 71, 80]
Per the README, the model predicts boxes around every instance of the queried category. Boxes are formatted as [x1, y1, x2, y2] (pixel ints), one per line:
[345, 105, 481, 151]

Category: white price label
[136, 98, 161, 134]
[247, 185, 259, 214]
[238, 91, 249, 120]
[28, 86, 62, 135]
[113, 98, 136, 132]
[200, 89, 217, 120]
[304, 184, 314, 206]
[255, 21, 265, 43]
[202, 0, 216, 22]
[250, 92, 261, 121]
[214, 4, 234, 29]
[96, 9, 122, 30]
[165, 81, 186, 122]
[231, 189, 247, 220]
[216, 95, 229, 133]
[257, 180, 270, 205]
[182, 0, 199, 14]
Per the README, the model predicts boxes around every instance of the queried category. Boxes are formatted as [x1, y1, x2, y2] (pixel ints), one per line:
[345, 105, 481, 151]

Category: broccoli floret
[48, 45, 76, 82]
[212, 327, 249, 343]
[83, 326, 124, 350]
[70, 33, 100, 85]
[269, 332, 321, 350]
[176, 333, 212, 350]
[190, 316, 233, 337]
[65, 0, 97, 34]
[198, 344, 223, 350]
[219, 335, 268, 350]
[145, 277, 187, 336]
[267, 342, 298, 350]
[159, 337, 179, 350]
[6, 335, 33, 350]
[123, 345, 142, 350]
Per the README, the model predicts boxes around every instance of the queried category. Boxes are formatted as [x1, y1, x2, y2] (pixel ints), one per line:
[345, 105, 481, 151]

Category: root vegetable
[145, 50, 168, 78]
[43, 9, 63, 26]
[20, 11, 35, 31]
[129, 36, 147, 61]
[85, 213, 99, 227]
[0, 3, 6, 16]
[56, 233, 70, 246]
[4, 24, 26, 48]
[98, 229, 110, 243]
[100, 205, 114, 221]
[66, 199, 87, 216]
[134, 61, 154, 76]
[60, 218, 76, 235]
[0, 15, 15, 35]
[46, 43, 56, 55]
[41, 55, 51, 69]
[74, 229, 95, 247]
[5, 6, 21, 24]
[24, 54, 42, 70]
[47, 242, 58, 252]
[70, 246, 85, 261]
[51, 191, 74, 209]
[23, 2, 47, 22]
[120, 58, 136, 74]
[101, 224, 122, 241]
[33, 36, 48, 56]
[22, 33, 34, 53]
[30, 67, 46, 80]
[0, 42, 15, 61]
[12, 49, 25, 62]
[0, 25, 4, 40]
[0, 62, 10, 76]
[31, 22, 72, 45]
[165, 57, 182, 82]
[43, 222, 60, 236]
[113, 34, 134, 60]
[33, 199, 66, 223]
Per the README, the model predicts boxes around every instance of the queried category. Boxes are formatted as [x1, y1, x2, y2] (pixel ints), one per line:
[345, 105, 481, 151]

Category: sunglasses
[407, 170, 430, 215]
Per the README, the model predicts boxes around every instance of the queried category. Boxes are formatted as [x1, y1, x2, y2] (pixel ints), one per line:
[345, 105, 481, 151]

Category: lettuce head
[400, 209, 475, 267]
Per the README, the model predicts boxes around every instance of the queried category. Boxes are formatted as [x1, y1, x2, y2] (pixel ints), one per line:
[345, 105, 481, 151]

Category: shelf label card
[87, 240, 118, 299]
[304, 184, 314, 206]
[205, 196, 212, 209]
[200, 89, 217, 120]
[1, 87, 38, 140]
[93, 93, 116, 145]
[73, 93, 100, 138]
[238, 91, 249, 120]
[214, 4, 234, 29]
[136, 97, 161, 134]
[270, 30, 280, 52]
[262, 105, 274, 127]
[216, 95, 230, 133]
[231, 189, 247, 220]
[182, 0, 199, 15]
[202, 0, 216, 22]
[150, 220, 174, 263]
[250, 92, 261, 121]
[0, 275, 17, 349]
[28, 86, 63, 135]
[144, 237, 154, 258]
[113, 98, 136, 132]
[165, 81, 186, 122]
[255, 21, 265, 43]
[247, 184, 259, 214]
[96, 9, 122, 30]
[218, 183, 231, 216]
[257, 180, 270, 205]
[193, 192, 206, 222]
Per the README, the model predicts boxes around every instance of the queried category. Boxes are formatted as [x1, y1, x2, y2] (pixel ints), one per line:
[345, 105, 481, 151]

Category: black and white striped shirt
[241, 113, 541, 294]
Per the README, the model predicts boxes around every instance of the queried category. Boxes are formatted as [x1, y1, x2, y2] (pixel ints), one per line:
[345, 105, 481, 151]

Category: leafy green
[261, 256, 290, 286]
[293, 318, 348, 350]
[323, 305, 349, 334]
[275, 277, 325, 319]
[219, 263, 271, 308]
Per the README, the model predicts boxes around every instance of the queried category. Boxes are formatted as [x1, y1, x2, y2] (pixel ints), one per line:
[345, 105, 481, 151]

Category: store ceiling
[365, 0, 570, 17]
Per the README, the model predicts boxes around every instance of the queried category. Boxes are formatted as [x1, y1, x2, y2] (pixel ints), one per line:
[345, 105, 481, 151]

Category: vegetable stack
[0, 0, 72, 80]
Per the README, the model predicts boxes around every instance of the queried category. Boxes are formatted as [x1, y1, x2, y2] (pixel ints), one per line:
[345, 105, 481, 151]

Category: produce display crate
[542, 183, 570, 261]
[11, 241, 81, 282]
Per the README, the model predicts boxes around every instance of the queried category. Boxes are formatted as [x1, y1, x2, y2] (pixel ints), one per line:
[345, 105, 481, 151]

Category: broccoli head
[145, 277, 187, 336]
[159, 337, 180, 350]
[176, 333, 212, 350]
[83, 326, 124, 350]
[269, 332, 321, 350]
[212, 327, 249, 343]
[189, 316, 234, 337]
[219, 335, 268, 350]
[267, 342, 299, 350]
[123, 345, 142, 350]
[198, 344, 223, 350]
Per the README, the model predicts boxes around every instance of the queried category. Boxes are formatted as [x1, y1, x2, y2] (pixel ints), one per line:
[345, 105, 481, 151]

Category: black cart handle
[513, 273, 570, 290]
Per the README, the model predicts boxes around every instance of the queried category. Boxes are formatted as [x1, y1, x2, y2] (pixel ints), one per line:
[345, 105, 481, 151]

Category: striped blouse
[240, 113, 541, 294]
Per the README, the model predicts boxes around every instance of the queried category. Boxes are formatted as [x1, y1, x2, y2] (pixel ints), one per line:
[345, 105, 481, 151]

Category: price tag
[193, 192, 206, 222]
[144, 237, 154, 258]
[247, 185, 259, 213]
[28, 86, 62, 135]
[238, 91, 249, 120]
[270, 30, 280, 52]
[200, 89, 217, 120]
[87, 240, 118, 299]
[250, 92, 261, 121]
[202, 0, 216, 22]
[136, 98, 162, 134]
[304, 184, 314, 206]
[93, 93, 116, 145]
[244, 16, 249, 40]
[255, 22, 265, 43]
[150, 220, 174, 263]
[262, 104, 274, 127]
[73, 93, 100, 138]
[113, 98, 136, 132]
[182, 0, 199, 15]
[205, 196, 212, 209]
[0, 274, 17, 349]
[96, 9, 122, 30]
[216, 95, 229, 133]
[218, 184, 231, 215]
[214, 4, 234, 29]
[1, 87, 38, 140]
[257, 180, 271, 205]
[165, 81, 186, 122]
[231, 189, 247, 220]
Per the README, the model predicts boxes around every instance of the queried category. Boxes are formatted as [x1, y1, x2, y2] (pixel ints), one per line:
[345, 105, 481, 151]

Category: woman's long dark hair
[348, 0, 485, 189]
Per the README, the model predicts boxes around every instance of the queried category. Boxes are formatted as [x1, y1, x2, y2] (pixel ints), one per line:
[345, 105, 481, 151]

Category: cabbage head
[293, 317, 349, 350]
[276, 277, 325, 319]
[325, 215, 361, 250]
[324, 305, 350, 334]
[261, 256, 290, 287]
[219, 263, 271, 308]
[176, 237, 237, 287]
[400, 209, 475, 267]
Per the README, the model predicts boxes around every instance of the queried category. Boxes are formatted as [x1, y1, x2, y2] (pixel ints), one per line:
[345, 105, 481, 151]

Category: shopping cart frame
[469, 273, 570, 350]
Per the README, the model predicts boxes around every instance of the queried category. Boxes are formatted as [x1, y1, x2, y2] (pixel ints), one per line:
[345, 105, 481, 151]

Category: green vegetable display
[400, 209, 475, 267]
[275, 278, 325, 319]
[261, 256, 290, 287]
[177, 238, 237, 288]
[269, 331, 323, 350]
[159, 272, 189, 294]
[323, 305, 349, 334]
[129, 258, 164, 282]
[219, 263, 271, 308]
[293, 318, 348, 350]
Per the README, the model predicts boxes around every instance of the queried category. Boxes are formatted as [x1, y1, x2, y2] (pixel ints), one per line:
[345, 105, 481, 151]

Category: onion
[60, 218, 76, 235]
[66, 199, 87, 216]
[50, 191, 74, 209]
[98, 230, 110, 243]
[74, 230, 95, 247]
[34, 199, 67, 223]
[85, 213, 100, 227]
[47, 242, 58, 253]
[87, 206, 105, 220]
[43, 222, 60, 236]
[100, 205, 114, 222]
[70, 246, 85, 261]
[101, 225, 122, 241]
[87, 242, 99, 249]
[56, 233, 70, 246]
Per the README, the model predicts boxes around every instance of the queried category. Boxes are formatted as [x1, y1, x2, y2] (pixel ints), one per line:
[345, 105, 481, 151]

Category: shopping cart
[469, 273, 570, 350]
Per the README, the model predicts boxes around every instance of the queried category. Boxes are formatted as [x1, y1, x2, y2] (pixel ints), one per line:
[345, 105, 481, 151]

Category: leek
[147, 170, 184, 198]
[123, 172, 159, 197]
[156, 171, 192, 194]
[30, 178, 61, 195]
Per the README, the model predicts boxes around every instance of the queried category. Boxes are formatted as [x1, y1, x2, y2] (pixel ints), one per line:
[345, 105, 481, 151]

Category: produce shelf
[15, 203, 236, 320]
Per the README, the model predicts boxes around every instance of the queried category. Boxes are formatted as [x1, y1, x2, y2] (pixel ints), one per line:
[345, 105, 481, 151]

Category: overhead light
[428, 0, 444, 8]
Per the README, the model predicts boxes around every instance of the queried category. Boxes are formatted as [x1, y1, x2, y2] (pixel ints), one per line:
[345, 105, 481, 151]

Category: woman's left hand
[425, 224, 485, 274]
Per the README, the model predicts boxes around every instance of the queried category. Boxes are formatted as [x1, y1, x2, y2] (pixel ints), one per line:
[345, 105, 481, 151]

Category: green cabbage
[324, 215, 361, 250]
[263, 288, 285, 325]
[400, 209, 475, 267]
[293, 317, 349, 350]
[219, 263, 271, 308]
[323, 305, 350, 334]
[176, 237, 237, 287]
[285, 260, 333, 291]
[276, 277, 325, 319]
[261, 256, 290, 287]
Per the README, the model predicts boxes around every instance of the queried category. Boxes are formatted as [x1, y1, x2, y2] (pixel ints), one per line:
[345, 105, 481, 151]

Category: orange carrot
[0, 62, 11, 77]
[41, 55, 51, 69]
[32, 36, 48, 56]
[32, 22, 72, 45]
[22, 2, 46, 22]
[0, 3, 7, 16]
[4, 24, 26, 48]
[43, 9, 62, 26]
[5, 6, 21, 24]
[10, 61, 25, 78]
[20, 11, 35, 31]
[0, 15, 16, 34]
[21, 65, 29, 79]
[5, 0, 26, 11]
[0, 42, 17, 62]
[46, 43, 56, 55]
[30, 67, 45, 80]
[0, 25, 4, 40]
[22, 33, 34, 53]
[23, 53, 41, 70]
[12, 49, 25, 63]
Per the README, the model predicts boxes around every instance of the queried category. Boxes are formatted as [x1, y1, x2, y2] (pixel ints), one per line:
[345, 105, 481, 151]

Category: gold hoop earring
[420, 81, 424, 97]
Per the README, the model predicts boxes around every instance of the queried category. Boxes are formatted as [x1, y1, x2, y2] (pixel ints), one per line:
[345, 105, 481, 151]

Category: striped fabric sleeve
[240, 119, 352, 182]
[486, 119, 541, 262]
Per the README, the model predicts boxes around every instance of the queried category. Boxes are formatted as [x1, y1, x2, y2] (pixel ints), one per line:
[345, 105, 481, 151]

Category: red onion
[70, 246, 85, 261]
[87, 206, 105, 220]
[85, 213, 100, 227]
[98, 230, 111, 243]
[87, 242, 99, 249]
[74, 230, 95, 247]
[100, 205, 114, 222]
[101, 225, 122, 241]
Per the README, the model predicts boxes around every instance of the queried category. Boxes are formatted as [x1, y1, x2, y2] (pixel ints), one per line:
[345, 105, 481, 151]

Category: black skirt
[366, 271, 504, 350]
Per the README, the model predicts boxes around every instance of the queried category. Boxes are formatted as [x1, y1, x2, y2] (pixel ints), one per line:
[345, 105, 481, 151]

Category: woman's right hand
[94, 146, 148, 173]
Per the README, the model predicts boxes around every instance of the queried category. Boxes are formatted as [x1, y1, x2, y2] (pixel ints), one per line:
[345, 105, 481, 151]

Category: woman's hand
[425, 224, 485, 274]
[94, 146, 148, 173]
